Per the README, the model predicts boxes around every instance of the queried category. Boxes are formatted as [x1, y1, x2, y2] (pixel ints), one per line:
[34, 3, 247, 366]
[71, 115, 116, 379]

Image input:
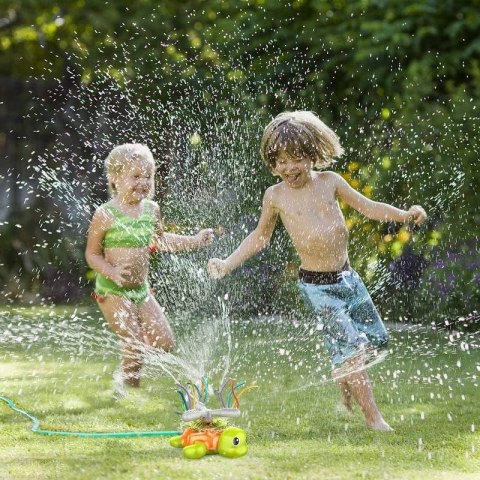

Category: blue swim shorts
[298, 269, 388, 367]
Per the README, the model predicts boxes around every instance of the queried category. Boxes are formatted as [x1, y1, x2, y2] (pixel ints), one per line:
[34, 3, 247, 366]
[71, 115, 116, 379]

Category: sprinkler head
[182, 405, 241, 423]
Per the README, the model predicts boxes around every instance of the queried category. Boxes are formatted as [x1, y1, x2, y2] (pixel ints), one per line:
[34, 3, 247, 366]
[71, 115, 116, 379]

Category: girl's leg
[97, 296, 144, 387]
[137, 295, 175, 352]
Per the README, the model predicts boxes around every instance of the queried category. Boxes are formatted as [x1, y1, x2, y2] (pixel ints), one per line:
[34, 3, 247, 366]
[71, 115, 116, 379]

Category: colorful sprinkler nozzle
[171, 377, 257, 459]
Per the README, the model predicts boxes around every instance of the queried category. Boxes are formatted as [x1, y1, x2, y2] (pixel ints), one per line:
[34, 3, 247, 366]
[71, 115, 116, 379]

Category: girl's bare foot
[113, 368, 140, 400]
[124, 376, 140, 388]
[366, 417, 394, 431]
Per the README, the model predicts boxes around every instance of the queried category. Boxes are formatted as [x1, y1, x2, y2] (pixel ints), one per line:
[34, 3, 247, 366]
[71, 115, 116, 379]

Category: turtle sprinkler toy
[170, 377, 257, 459]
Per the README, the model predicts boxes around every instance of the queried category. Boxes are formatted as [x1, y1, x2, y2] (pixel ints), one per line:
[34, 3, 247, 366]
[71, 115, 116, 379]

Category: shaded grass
[0, 305, 479, 479]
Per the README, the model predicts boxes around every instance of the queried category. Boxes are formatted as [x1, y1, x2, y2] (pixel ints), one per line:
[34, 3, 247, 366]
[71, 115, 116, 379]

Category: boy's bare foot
[366, 418, 394, 431]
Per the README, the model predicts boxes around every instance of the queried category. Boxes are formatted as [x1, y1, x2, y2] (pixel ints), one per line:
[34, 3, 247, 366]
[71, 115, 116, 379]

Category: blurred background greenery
[0, 0, 478, 327]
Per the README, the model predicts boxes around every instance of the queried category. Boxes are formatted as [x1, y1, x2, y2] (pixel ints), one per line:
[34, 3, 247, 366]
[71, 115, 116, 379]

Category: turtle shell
[180, 427, 222, 451]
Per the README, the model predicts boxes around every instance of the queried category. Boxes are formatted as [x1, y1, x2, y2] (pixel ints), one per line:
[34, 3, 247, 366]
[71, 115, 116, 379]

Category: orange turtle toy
[170, 423, 247, 459]
[170, 378, 254, 459]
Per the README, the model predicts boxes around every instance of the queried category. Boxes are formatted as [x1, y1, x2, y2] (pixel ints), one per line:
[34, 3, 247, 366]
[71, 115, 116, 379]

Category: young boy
[208, 111, 427, 431]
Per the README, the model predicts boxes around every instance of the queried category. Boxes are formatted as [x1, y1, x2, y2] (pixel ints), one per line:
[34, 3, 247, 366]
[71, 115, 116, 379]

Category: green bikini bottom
[94, 274, 150, 305]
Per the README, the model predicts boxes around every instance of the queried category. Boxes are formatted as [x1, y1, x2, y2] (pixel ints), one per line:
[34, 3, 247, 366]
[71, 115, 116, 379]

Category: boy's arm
[84, 208, 130, 285]
[152, 203, 214, 252]
[208, 188, 278, 279]
[333, 172, 427, 224]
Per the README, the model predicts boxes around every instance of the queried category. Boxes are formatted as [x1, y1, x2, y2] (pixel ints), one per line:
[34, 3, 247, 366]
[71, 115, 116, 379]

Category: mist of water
[1, 19, 478, 431]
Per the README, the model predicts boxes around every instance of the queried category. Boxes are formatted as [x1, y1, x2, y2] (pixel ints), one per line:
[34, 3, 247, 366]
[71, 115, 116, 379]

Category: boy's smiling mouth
[284, 172, 302, 185]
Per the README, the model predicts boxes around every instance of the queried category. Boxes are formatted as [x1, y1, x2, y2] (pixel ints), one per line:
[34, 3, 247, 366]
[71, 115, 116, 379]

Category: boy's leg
[336, 376, 354, 412]
[97, 295, 144, 387]
[299, 282, 366, 412]
[344, 370, 392, 431]
[137, 295, 175, 352]
[333, 356, 392, 431]
[299, 281, 391, 429]
[348, 272, 389, 357]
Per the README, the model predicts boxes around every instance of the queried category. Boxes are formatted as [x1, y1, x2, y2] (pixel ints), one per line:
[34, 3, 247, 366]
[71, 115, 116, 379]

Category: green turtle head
[217, 426, 248, 458]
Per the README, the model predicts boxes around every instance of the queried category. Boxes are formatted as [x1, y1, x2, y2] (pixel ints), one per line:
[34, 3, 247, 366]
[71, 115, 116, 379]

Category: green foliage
[1, 1, 479, 317]
[414, 243, 480, 326]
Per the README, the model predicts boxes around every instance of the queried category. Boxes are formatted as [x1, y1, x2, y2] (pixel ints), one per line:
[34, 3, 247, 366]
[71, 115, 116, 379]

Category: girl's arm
[333, 172, 427, 224]
[152, 203, 214, 252]
[85, 208, 130, 285]
[208, 188, 278, 279]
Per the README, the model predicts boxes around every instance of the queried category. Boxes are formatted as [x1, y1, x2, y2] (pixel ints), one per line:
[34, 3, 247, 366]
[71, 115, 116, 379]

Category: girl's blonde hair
[260, 111, 344, 171]
[104, 143, 155, 197]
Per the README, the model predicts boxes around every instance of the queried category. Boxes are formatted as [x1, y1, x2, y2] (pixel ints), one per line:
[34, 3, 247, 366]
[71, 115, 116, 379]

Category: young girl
[85, 143, 214, 392]
[208, 111, 427, 431]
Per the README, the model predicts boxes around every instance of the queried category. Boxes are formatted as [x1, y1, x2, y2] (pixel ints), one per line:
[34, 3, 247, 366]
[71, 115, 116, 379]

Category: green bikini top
[103, 200, 157, 249]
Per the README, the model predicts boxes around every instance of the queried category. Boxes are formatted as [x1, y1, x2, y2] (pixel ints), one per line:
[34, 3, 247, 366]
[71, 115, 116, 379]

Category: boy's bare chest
[276, 192, 337, 219]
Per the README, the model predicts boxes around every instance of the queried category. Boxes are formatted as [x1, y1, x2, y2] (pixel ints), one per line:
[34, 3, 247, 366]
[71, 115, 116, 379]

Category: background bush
[0, 1, 478, 325]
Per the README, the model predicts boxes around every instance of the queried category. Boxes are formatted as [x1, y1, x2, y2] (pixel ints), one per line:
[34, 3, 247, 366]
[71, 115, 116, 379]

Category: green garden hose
[0, 395, 180, 438]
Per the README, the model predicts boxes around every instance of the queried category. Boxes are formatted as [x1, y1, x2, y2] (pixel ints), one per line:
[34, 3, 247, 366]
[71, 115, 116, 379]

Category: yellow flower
[397, 228, 411, 244]
[362, 185, 372, 195]
[382, 156, 391, 169]
[391, 241, 403, 257]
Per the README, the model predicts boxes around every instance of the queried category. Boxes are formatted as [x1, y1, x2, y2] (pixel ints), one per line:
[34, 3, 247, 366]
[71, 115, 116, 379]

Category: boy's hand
[196, 228, 215, 247]
[406, 205, 427, 225]
[208, 258, 229, 279]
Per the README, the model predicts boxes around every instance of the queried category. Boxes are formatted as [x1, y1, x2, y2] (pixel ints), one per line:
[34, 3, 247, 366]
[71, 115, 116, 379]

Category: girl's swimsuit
[94, 200, 156, 305]
[298, 263, 388, 368]
[102, 200, 156, 249]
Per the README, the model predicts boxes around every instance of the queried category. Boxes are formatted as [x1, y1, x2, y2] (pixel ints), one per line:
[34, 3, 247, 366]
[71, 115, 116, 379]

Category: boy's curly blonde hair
[104, 143, 155, 197]
[260, 111, 344, 171]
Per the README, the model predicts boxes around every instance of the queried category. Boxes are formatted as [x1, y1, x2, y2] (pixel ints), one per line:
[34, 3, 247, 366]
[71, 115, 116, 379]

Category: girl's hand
[196, 228, 215, 247]
[110, 265, 130, 286]
[406, 205, 427, 225]
[208, 258, 229, 279]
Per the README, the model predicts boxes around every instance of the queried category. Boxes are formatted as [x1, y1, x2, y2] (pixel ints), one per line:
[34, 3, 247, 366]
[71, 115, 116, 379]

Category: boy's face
[273, 151, 313, 189]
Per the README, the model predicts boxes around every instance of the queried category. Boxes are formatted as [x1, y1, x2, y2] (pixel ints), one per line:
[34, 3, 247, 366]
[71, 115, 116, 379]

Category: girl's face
[112, 157, 155, 204]
[273, 151, 313, 189]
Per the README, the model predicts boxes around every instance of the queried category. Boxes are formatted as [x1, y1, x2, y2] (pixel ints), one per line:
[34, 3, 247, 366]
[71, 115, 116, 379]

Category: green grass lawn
[0, 305, 479, 479]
